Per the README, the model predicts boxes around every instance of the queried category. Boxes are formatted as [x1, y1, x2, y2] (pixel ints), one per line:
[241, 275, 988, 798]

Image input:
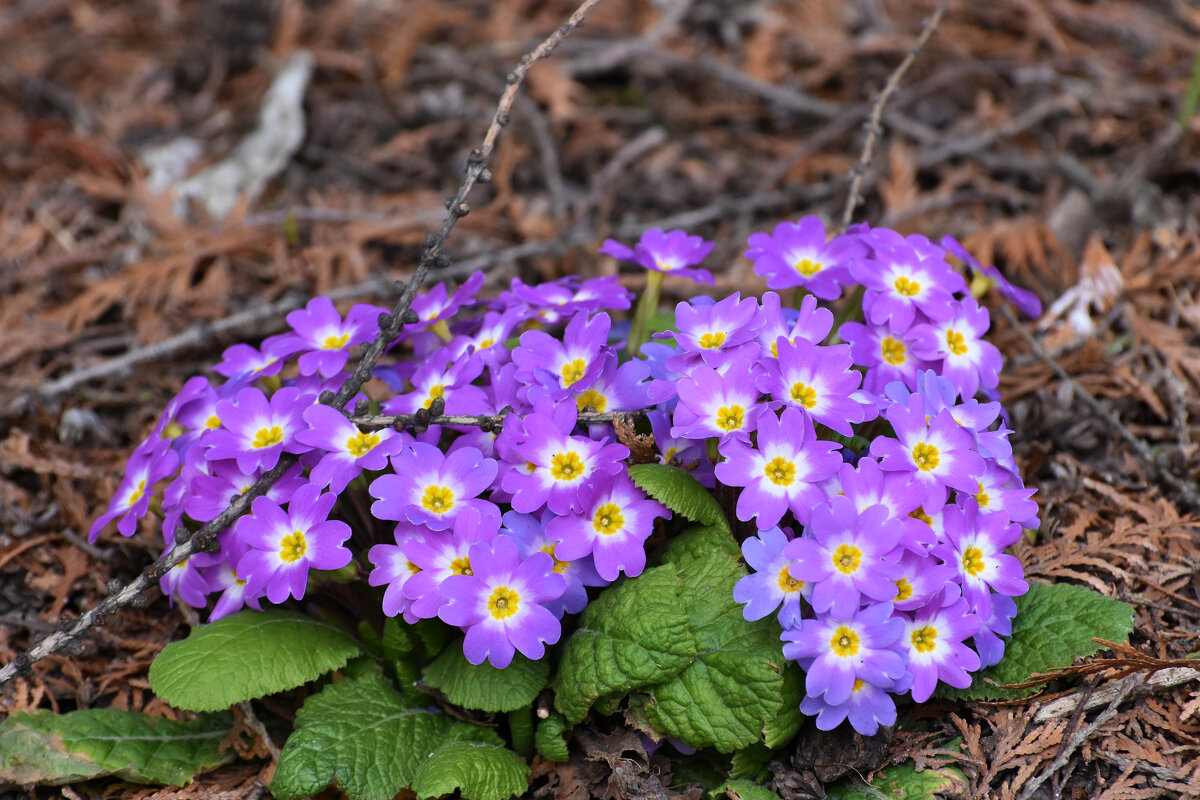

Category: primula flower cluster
[89, 215, 1039, 733]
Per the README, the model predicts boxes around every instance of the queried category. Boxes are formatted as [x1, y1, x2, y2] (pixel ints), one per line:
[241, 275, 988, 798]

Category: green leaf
[271, 672, 502, 800]
[534, 711, 570, 763]
[628, 463, 729, 533]
[554, 565, 697, 723]
[424, 642, 550, 712]
[634, 527, 802, 753]
[412, 741, 528, 800]
[942, 580, 1135, 701]
[150, 609, 360, 712]
[710, 779, 780, 800]
[826, 758, 967, 800]
[728, 743, 773, 781]
[0, 709, 231, 786]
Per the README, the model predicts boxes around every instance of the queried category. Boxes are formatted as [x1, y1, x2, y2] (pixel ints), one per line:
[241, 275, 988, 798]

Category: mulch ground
[3, 1, 1200, 798]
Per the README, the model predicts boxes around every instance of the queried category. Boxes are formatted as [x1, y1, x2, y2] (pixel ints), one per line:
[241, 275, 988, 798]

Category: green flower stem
[626, 270, 664, 358]
[828, 284, 866, 344]
[507, 707, 534, 759]
[706, 437, 721, 466]
[792, 287, 811, 310]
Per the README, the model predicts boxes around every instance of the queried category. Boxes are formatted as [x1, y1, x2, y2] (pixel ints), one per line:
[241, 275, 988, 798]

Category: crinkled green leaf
[826, 758, 967, 800]
[555, 564, 697, 723]
[942, 580, 1135, 701]
[728, 743, 773, 782]
[411, 741, 529, 800]
[634, 526, 801, 752]
[628, 463, 729, 533]
[534, 711, 570, 763]
[424, 641, 549, 712]
[711, 779, 780, 800]
[0, 709, 231, 786]
[150, 609, 360, 712]
[271, 672, 501, 800]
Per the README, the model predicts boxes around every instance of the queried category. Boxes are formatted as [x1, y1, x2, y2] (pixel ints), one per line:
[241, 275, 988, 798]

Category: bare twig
[0, 0, 605, 689]
[838, 2, 946, 233]
[349, 409, 642, 430]
[1034, 666, 1200, 723]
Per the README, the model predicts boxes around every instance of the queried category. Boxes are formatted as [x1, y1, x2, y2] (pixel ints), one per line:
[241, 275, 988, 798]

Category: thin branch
[838, 2, 946, 233]
[348, 409, 642, 430]
[0, 0, 605, 689]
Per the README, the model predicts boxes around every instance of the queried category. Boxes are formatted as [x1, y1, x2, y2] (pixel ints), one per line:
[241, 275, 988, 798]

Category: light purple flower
[183, 459, 307, 524]
[511, 311, 612, 402]
[670, 293, 762, 369]
[714, 407, 842, 529]
[785, 496, 905, 617]
[851, 242, 965, 332]
[839, 321, 931, 398]
[501, 510, 608, 618]
[368, 525, 427, 622]
[547, 473, 670, 581]
[273, 297, 386, 378]
[600, 228, 716, 285]
[744, 216, 865, 299]
[755, 292, 834, 360]
[800, 675, 901, 736]
[836, 458, 932, 552]
[733, 526, 807, 627]
[782, 602, 907, 705]
[901, 597, 982, 702]
[400, 510, 500, 620]
[297, 405, 407, 493]
[202, 386, 311, 474]
[438, 534, 566, 668]
[213, 342, 286, 382]
[572, 353, 651, 416]
[237, 483, 352, 604]
[942, 235, 1042, 318]
[407, 271, 485, 333]
[910, 297, 1001, 398]
[89, 437, 179, 541]
[758, 338, 865, 436]
[370, 443, 499, 530]
[671, 361, 766, 445]
[973, 591, 1017, 668]
[932, 499, 1028, 619]
[647, 409, 715, 487]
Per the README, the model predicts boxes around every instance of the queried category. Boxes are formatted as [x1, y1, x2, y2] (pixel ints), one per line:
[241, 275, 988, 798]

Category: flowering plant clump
[91, 216, 1047, 757]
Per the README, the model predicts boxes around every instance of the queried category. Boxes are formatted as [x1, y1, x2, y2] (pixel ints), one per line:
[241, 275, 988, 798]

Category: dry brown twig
[0, 0, 605, 689]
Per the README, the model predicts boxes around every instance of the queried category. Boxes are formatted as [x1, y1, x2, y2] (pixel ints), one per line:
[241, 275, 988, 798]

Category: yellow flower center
[251, 425, 284, 449]
[790, 382, 818, 409]
[551, 451, 586, 482]
[852, 678, 865, 693]
[421, 485, 456, 514]
[422, 384, 445, 410]
[576, 389, 608, 412]
[279, 530, 307, 563]
[793, 257, 822, 277]
[777, 565, 804, 594]
[128, 479, 147, 506]
[911, 442, 941, 471]
[345, 430, 381, 458]
[910, 508, 933, 526]
[715, 405, 745, 432]
[910, 624, 938, 654]
[962, 546, 986, 576]
[831, 543, 863, 575]
[763, 456, 796, 486]
[487, 586, 521, 620]
[829, 626, 860, 657]
[655, 259, 678, 272]
[478, 337, 496, 350]
[449, 556, 472, 576]
[561, 358, 587, 387]
[894, 577, 914, 603]
[540, 545, 568, 573]
[592, 502, 625, 535]
[880, 337, 907, 366]
[322, 332, 351, 350]
[974, 482, 990, 508]
[893, 275, 921, 297]
[699, 331, 727, 349]
[945, 329, 969, 356]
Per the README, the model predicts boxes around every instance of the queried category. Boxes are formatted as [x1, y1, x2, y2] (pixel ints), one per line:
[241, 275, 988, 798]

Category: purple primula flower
[438, 534, 566, 668]
[715, 407, 842, 529]
[213, 342, 286, 382]
[733, 526, 808, 627]
[501, 276, 580, 326]
[297, 405, 408, 493]
[782, 601, 907, 705]
[892, 551, 959, 611]
[463, 307, 523, 373]
[942, 235, 1043, 318]
[910, 296, 1001, 398]
[647, 409, 715, 487]
[273, 297, 386, 378]
[851, 241, 965, 332]
[871, 394, 986, 510]
[973, 591, 1017, 668]
[758, 338, 865, 436]
[368, 524, 433, 623]
[501, 510, 608, 618]
[89, 437, 179, 541]
[671, 361, 766, 445]
[150, 375, 217, 447]
[183, 459, 307, 524]
[600, 228, 716, 285]
[569, 275, 634, 313]
[573, 353, 651, 416]
[237, 483, 352, 604]
[969, 463, 1039, 528]
[158, 529, 219, 608]
[932, 499, 1028, 619]
[755, 292, 834, 360]
[381, 345, 490, 416]
[202, 540, 266, 622]
[901, 596, 982, 702]
[370, 443, 499, 531]
[400, 510, 499, 620]
[500, 400, 628, 515]
[800, 674, 902, 736]
[836, 458, 933, 553]
[511, 310, 612, 403]
[547, 472, 670, 581]
[670, 293, 762, 369]
[839, 320, 931, 399]
[202, 386, 311, 474]
[785, 497, 905, 617]
[407, 271, 485, 333]
[744, 216, 865, 299]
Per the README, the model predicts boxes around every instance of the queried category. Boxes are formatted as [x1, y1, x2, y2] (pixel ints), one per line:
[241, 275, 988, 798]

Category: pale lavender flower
[600, 228, 716, 285]
[547, 473, 669, 581]
[744, 216, 865, 299]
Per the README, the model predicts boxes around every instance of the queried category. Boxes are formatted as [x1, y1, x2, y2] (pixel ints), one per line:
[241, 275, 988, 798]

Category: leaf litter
[2, 0, 1200, 797]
